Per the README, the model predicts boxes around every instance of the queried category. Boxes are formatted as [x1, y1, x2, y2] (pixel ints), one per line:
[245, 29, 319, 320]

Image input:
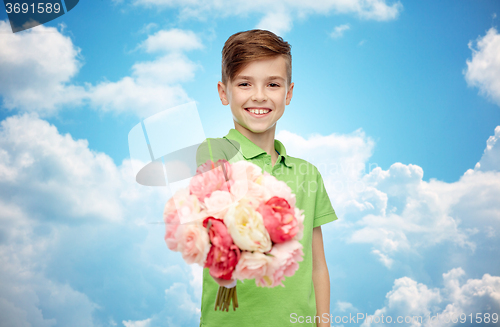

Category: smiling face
[218, 55, 294, 139]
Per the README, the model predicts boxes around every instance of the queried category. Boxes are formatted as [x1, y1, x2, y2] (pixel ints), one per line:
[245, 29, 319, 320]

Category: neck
[234, 123, 279, 163]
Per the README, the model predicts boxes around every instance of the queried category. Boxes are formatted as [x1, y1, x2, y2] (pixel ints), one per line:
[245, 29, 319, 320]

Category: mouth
[245, 108, 272, 116]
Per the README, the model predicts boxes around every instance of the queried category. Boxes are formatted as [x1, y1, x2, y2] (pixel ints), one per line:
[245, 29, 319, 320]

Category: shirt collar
[224, 129, 292, 168]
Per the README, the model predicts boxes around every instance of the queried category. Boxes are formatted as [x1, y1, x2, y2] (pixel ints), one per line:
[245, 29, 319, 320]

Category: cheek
[231, 91, 247, 104]
[273, 91, 288, 104]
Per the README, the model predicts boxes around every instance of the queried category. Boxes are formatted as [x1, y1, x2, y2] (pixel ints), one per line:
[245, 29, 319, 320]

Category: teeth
[248, 109, 270, 115]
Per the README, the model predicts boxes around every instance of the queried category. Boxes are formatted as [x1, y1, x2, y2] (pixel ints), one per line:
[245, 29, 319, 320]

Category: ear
[285, 82, 294, 105]
[218, 81, 229, 105]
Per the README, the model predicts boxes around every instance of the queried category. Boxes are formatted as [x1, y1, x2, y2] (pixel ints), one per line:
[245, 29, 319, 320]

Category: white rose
[261, 174, 296, 207]
[176, 223, 210, 265]
[233, 251, 273, 281]
[205, 190, 234, 219]
[223, 201, 271, 252]
[171, 188, 202, 224]
[229, 180, 249, 202]
[231, 160, 263, 182]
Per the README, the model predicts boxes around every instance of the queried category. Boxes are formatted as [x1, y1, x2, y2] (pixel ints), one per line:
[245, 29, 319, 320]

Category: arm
[312, 226, 330, 327]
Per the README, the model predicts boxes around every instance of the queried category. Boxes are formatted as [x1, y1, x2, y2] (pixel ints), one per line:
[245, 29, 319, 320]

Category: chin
[245, 125, 273, 134]
[235, 119, 275, 135]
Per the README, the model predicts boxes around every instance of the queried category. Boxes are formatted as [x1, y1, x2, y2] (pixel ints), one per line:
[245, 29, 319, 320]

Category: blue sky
[1, 0, 500, 326]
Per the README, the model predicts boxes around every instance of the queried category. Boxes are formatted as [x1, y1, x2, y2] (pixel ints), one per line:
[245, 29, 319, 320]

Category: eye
[269, 83, 280, 87]
[238, 82, 249, 87]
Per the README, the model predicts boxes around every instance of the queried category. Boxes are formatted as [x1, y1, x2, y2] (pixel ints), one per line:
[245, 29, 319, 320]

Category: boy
[196, 29, 337, 327]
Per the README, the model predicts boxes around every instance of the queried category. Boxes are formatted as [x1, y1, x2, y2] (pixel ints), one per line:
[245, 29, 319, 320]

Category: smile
[245, 108, 271, 115]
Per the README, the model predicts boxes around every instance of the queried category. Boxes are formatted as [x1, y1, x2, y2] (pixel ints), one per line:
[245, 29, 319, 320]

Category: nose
[251, 85, 268, 102]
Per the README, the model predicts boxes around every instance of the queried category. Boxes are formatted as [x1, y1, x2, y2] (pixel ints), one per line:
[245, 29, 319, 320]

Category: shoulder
[197, 137, 240, 155]
[283, 154, 322, 176]
[196, 137, 241, 167]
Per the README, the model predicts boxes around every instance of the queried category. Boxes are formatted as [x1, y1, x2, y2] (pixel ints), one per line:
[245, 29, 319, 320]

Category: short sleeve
[313, 167, 338, 228]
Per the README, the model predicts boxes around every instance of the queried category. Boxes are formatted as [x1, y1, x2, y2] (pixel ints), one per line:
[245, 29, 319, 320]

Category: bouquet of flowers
[163, 159, 305, 311]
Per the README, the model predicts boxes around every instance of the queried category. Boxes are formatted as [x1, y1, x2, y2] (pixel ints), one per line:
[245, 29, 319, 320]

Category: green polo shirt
[196, 129, 337, 327]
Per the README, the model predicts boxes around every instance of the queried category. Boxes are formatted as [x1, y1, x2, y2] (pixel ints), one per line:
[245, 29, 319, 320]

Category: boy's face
[218, 55, 294, 136]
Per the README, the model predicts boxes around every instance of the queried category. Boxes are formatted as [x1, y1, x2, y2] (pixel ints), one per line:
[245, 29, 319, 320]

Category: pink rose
[163, 195, 180, 224]
[163, 196, 180, 251]
[196, 159, 231, 178]
[163, 189, 205, 251]
[261, 174, 296, 207]
[246, 181, 267, 206]
[231, 160, 262, 182]
[205, 190, 234, 219]
[203, 217, 240, 280]
[229, 179, 248, 202]
[164, 223, 180, 251]
[257, 241, 304, 287]
[174, 189, 204, 224]
[203, 217, 232, 247]
[258, 197, 299, 243]
[176, 223, 210, 265]
[233, 251, 273, 281]
[190, 165, 231, 202]
[229, 180, 266, 208]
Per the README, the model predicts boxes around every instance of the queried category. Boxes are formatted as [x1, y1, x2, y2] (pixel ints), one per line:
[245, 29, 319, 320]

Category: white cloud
[333, 300, 359, 313]
[0, 112, 174, 224]
[138, 22, 159, 34]
[256, 10, 294, 36]
[132, 53, 199, 85]
[128, 282, 201, 326]
[361, 268, 500, 327]
[0, 20, 85, 115]
[447, 170, 500, 238]
[277, 128, 376, 219]
[0, 196, 99, 327]
[0, 114, 191, 326]
[278, 127, 500, 269]
[1, 111, 498, 326]
[355, 0, 402, 20]
[128, 0, 402, 35]
[330, 24, 350, 38]
[122, 318, 151, 327]
[87, 77, 191, 118]
[87, 28, 201, 117]
[347, 161, 500, 266]
[350, 162, 472, 249]
[277, 128, 375, 182]
[189, 264, 203, 301]
[0, 113, 127, 222]
[164, 283, 200, 315]
[0, 21, 201, 117]
[465, 28, 500, 106]
[474, 126, 500, 172]
[372, 249, 394, 268]
[139, 29, 203, 53]
[434, 269, 500, 327]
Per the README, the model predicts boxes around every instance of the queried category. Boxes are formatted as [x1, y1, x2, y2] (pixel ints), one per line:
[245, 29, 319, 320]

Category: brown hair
[221, 29, 292, 86]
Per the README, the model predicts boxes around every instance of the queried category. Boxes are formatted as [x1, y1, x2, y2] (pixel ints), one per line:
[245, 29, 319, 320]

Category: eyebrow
[235, 75, 285, 81]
